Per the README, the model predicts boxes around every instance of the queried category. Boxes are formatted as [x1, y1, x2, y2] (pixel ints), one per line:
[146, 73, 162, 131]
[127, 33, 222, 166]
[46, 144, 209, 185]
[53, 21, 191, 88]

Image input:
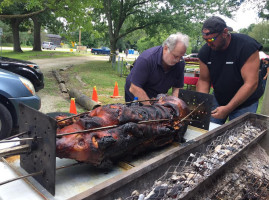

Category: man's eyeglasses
[169, 51, 184, 61]
[203, 32, 222, 43]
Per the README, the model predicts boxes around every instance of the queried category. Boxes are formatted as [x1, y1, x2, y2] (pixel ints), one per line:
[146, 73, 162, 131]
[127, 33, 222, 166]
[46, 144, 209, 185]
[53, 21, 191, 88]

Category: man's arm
[196, 60, 211, 93]
[172, 87, 180, 97]
[129, 83, 151, 105]
[211, 50, 260, 119]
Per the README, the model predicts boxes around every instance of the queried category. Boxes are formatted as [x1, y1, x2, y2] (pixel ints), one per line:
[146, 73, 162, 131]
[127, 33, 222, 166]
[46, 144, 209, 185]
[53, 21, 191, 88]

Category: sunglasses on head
[203, 32, 222, 43]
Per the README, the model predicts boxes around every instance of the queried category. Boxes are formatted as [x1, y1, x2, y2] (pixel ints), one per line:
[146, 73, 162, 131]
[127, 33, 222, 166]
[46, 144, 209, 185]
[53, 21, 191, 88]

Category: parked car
[0, 69, 41, 139]
[0, 56, 44, 92]
[183, 53, 199, 63]
[91, 47, 110, 55]
[42, 41, 56, 50]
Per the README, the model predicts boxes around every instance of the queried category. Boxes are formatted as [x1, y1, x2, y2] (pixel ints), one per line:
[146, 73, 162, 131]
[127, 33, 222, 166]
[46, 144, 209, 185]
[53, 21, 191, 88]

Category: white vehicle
[42, 41, 56, 50]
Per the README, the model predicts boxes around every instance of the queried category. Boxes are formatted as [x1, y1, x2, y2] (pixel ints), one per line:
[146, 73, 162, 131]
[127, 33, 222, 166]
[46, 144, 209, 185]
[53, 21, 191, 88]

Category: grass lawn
[61, 60, 127, 105]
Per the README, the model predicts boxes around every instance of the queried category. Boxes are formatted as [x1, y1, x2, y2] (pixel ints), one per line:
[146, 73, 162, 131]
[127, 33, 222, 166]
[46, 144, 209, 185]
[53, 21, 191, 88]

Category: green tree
[0, 1, 46, 52]
[0, 20, 12, 44]
[238, 24, 255, 35]
[248, 22, 269, 51]
[91, 0, 241, 61]
[0, 0, 100, 52]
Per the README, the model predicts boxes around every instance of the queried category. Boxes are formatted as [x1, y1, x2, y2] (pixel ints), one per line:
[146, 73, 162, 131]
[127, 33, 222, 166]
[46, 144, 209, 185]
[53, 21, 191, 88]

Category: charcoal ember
[138, 194, 145, 200]
[130, 190, 140, 200]
[170, 174, 181, 183]
[145, 184, 168, 200]
[226, 146, 236, 152]
[167, 184, 182, 198]
[56, 95, 190, 167]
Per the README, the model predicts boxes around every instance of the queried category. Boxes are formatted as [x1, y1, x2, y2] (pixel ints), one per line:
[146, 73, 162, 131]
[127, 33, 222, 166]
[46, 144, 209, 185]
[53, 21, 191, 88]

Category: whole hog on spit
[56, 95, 190, 168]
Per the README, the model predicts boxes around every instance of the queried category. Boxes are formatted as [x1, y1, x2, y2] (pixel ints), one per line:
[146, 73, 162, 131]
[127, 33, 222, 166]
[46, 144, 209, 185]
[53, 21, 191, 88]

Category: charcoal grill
[0, 90, 268, 200]
[211, 169, 269, 200]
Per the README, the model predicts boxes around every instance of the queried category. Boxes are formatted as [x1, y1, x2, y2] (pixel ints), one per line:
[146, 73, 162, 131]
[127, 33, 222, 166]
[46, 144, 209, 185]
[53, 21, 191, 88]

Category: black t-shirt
[198, 33, 263, 108]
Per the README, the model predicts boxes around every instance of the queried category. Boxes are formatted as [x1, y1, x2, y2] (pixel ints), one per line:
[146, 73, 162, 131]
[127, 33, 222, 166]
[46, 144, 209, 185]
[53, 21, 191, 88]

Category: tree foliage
[90, 0, 242, 61]
[248, 22, 269, 51]
[259, 0, 269, 20]
[0, 0, 101, 51]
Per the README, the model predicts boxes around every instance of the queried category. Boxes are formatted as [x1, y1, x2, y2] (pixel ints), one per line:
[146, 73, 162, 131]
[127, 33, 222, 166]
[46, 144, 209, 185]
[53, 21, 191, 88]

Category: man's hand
[129, 83, 151, 105]
[211, 106, 230, 119]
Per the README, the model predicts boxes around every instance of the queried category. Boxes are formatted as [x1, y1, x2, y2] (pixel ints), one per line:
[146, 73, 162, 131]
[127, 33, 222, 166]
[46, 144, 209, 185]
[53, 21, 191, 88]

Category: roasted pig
[56, 95, 190, 168]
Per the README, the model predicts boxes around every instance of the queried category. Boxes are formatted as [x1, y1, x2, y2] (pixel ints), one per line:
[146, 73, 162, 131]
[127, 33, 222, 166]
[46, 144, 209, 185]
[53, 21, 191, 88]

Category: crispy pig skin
[56, 95, 190, 168]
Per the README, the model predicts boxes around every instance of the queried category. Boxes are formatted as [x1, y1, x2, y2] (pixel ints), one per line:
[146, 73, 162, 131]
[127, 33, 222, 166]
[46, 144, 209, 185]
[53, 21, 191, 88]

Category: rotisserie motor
[56, 95, 190, 168]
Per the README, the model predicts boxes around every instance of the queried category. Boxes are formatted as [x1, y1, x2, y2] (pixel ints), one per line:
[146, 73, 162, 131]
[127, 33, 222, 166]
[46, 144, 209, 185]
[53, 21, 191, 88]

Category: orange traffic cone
[69, 98, 77, 114]
[92, 86, 98, 102]
[111, 81, 122, 98]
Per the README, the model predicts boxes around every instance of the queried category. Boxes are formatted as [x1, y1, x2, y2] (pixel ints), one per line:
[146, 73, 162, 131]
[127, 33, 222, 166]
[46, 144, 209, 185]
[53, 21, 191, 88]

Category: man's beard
[213, 37, 227, 51]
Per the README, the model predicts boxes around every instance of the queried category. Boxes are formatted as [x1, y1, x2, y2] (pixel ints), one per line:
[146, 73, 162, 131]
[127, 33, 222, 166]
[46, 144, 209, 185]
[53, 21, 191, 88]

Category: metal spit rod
[56, 119, 170, 137]
[0, 170, 44, 186]
[0, 137, 42, 157]
[0, 137, 41, 144]
[56, 101, 204, 138]
[0, 160, 84, 186]
[3, 131, 29, 140]
[0, 144, 30, 157]
[56, 99, 158, 123]
[56, 101, 205, 138]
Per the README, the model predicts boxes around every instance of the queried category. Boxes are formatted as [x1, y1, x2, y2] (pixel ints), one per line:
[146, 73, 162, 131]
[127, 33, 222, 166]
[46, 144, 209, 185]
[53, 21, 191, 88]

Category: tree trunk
[109, 39, 117, 62]
[31, 15, 42, 51]
[10, 19, 23, 52]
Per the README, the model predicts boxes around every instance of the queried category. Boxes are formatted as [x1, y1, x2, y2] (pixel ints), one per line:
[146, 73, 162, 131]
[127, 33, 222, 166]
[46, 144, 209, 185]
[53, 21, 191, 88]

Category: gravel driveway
[30, 55, 110, 72]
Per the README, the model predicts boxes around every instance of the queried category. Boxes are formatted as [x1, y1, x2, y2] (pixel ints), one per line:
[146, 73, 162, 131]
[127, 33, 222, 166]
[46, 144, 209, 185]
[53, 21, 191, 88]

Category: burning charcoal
[212, 153, 220, 159]
[214, 145, 222, 152]
[184, 172, 195, 181]
[130, 190, 140, 199]
[222, 149, 232, 157]
[226, 146, 236, 152]
[228, 135, 236, 143]
[189, 153, 195, 157]
[138, 194, 145, 200]
[193, 173, 203, 183]
[237, 138, 243, 145]
[167, 184, 182, 198]
[170, 174, 181, 183]
[193, 157, 207, 169]
[154, 181, 163, 186]
[145, 184, 168, 200]
[178, 175, 187, 182]
[230, 173, 239, 181]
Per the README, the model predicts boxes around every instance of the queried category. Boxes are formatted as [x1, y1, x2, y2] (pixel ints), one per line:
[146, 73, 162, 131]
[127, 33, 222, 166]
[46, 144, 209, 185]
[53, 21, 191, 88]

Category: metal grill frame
[149, 120, 267, 199]
[212, 169, 269, 200]
[69, 113, 269, 200]
[19, 103, 57, 196]
[179, 90, 213, 130]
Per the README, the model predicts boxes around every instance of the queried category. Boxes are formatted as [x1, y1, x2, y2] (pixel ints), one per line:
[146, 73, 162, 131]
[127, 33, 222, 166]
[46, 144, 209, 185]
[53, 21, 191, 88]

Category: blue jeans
[210, 96, 259, 125]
